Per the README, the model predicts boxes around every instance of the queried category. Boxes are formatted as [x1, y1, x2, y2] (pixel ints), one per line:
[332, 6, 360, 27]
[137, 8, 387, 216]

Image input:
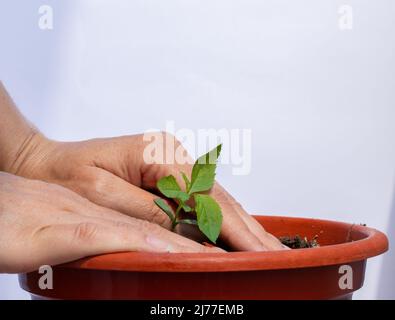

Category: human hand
[0, 172, 222, 273]
[11, 132, 286, 251]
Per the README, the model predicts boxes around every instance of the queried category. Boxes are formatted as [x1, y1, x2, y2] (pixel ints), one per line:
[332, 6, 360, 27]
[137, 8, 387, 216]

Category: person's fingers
[210, 184, 287, 251]
[67, 166, 174, 229]
[57, 167, 220, 245]
[216, 185, 287, 250]
[85, 200, 209, 244]
[236, 210, 289, 250]
[63, 185, 226, 253]
[27, 222, 155, 271]
[74, 204, 225, 253]
[112, 217, 225, 253]
[218, 197, 271, 251]
[220, 214, 268, 251]
[27, 215, 223, 272]
[85, 217, 224, 254]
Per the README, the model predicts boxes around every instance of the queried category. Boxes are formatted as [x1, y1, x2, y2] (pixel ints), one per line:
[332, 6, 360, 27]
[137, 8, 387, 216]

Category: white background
[0, 0, 394, 299]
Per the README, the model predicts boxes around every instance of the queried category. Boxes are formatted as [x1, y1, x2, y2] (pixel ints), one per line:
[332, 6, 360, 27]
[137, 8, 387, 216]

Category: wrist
[2, 129, 58, 179]
[0, 81, 58, 177]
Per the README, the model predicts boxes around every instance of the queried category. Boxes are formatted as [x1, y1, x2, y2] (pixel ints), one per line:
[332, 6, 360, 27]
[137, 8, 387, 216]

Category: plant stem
[178, 219, 198, 225]
[172, 203, 183, 230]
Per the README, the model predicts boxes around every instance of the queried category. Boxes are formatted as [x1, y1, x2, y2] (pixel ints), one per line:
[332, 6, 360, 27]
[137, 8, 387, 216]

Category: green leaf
[154, 198, 175, 223]
[181, 172, 191, 193]
[157, 175, 189, 202]
[178, 219, 198, 226]
[194, 194, 223, 243]
[189, 144, 222, 195]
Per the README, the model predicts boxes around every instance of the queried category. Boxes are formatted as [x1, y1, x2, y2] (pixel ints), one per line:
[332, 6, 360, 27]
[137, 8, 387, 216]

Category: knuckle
[73, 222, 99, 243]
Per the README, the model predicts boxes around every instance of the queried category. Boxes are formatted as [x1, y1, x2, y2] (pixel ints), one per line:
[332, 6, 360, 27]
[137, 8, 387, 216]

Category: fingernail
[145, 235, 174, 252]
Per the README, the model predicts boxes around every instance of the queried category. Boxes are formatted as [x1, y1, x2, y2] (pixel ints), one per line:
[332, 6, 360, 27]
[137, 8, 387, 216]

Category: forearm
[0, 81, 45, 174]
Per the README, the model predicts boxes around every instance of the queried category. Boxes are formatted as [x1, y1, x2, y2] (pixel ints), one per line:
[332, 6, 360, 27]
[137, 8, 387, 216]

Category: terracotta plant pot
[19, 215, 388, 300]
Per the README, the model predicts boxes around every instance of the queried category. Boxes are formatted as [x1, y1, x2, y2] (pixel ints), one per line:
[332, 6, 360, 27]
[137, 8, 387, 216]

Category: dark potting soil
[279, 235, 320, 249]
[205, 235, 321, 250]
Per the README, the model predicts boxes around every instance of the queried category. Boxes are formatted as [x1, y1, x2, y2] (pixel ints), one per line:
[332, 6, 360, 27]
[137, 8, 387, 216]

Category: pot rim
[60, 215, 389, 272]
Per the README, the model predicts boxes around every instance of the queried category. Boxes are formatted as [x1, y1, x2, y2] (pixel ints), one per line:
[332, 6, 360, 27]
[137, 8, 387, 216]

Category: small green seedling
[154, 144, 223, 243]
